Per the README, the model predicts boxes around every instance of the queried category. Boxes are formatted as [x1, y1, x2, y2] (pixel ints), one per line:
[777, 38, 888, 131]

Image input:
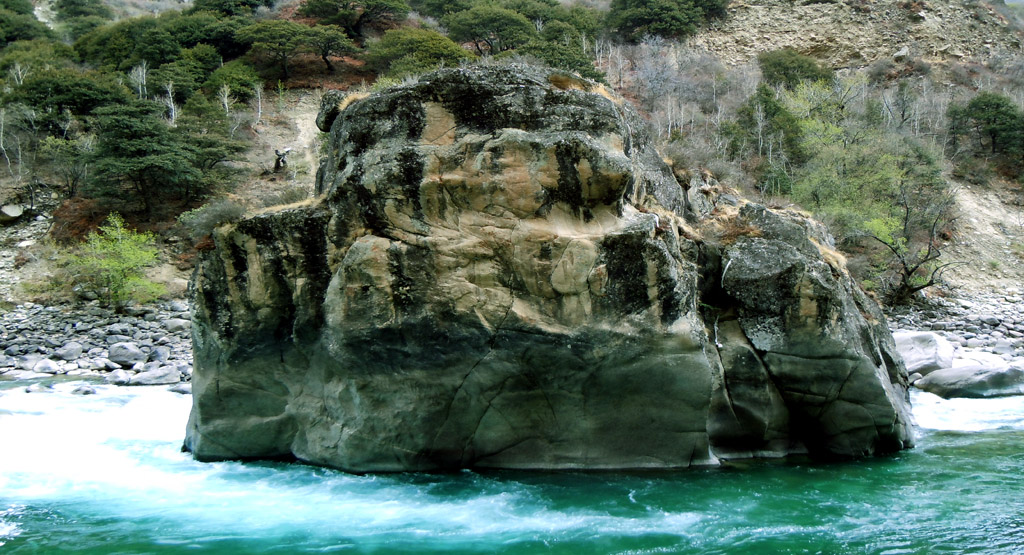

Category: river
[1, 378, 1023, 553]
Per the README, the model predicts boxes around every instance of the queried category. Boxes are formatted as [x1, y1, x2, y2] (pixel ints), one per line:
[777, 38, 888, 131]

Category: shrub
[178, 198, 246, 239]
[757, 48, 832, 89]
[63, 214, 165, 309]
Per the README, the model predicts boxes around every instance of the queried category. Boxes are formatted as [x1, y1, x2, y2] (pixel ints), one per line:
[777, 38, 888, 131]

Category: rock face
[185, 66, 913, 472]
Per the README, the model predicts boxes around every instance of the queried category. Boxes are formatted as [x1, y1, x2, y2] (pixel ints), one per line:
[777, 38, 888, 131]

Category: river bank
[0, 300, 193, 390]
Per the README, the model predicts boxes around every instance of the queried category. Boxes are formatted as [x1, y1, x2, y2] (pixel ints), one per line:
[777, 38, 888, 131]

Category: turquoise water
[1, 379, 1023, 554]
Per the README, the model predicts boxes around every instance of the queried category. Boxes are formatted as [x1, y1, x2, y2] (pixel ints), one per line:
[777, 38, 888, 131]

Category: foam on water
[2, 380, 1024, 552]
[910, 389, 1024, 431]
[0, 381, 704, 546]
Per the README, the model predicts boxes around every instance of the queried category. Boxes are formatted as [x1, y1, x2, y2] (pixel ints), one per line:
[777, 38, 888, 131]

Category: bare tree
[161, 82, 178, 126]
[218, 84, 234, 117]
[128, 62, 149, 99]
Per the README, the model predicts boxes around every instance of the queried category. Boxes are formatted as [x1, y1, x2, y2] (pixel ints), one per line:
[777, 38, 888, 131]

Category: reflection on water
[1, 381, 1023, 553]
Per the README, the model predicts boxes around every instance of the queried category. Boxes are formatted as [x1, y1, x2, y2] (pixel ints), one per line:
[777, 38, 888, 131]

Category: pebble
[0, 300, 193, 387]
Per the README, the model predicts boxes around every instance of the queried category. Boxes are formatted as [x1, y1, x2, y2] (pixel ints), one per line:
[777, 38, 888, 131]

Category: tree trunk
[322, 54, 334, 72]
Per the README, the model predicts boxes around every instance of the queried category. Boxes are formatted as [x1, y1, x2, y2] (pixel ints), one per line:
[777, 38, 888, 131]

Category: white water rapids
[2, 380, 1024, 553]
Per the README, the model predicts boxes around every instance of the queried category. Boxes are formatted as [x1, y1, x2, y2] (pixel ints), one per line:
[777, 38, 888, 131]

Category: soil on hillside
[940, 181, 1024, 295]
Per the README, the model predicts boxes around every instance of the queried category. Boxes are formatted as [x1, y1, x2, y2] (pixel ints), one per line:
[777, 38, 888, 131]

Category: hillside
[691, 0, 1024, 68]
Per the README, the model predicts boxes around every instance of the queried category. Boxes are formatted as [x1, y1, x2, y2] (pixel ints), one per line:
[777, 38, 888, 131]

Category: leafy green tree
[757, 48, 832, 90]
[188, 0, 269, 16]
[203, 59, 261, 100]
[445, 5, 536, 55]
[63, 15, 111, 41]
[8, 68, 131, 134]
[408, 0, 472, 18]
[948, 91, 1024, 156]
[74, 16, 161, 70]
[90, 100, 200, 213]
[0, 0, 34, 16]
[300, 0, 409, 39]
[366, 27, 474, 76]
[64, 213, 165, 309]
[0, 8, 54, 46]
[516, 37, 603, 81]
[777, 79, 955, 302]
[735, 84, 805, 167]
[305, 25, 356, 71]
[53, 0, 112, 20]
[607, 0, 702, 41]
[150, 59, 205, 102]
[177, 94, 247, 172]
[236, 19, 311, 77]
[176, 94, 248, 199]
[0, 40, 76, 74]
[161, 11, 251, 59]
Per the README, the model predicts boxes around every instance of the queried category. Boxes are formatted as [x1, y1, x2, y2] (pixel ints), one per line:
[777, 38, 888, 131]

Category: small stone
[71, 385, 97, 395]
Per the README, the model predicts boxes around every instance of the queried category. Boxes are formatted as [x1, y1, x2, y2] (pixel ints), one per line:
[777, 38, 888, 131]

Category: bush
[178, 198, 246, 239]
[757, 49, 832, 89]
[365, 28, 475, 76]
[63, 214, 165, 309]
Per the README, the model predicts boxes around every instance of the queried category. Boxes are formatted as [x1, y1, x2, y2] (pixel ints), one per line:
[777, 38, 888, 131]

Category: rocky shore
[0, 300, 193, 393]
[886, 290, 1024, 398]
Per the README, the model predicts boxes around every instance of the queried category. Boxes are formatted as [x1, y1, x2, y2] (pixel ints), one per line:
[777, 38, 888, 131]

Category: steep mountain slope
[691, 0, 1024, 67]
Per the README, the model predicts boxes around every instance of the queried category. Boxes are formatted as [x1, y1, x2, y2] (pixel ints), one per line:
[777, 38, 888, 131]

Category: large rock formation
[185, 66, 913, 472]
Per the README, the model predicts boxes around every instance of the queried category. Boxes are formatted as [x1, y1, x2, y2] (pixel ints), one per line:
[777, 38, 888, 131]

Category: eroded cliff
[185, 66, 913, 471]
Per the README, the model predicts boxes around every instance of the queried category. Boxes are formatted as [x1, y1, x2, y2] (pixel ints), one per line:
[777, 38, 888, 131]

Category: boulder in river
[185, 66, 914, 472]
[915, 363, 1024, 398]
[893, 331, 954, 375]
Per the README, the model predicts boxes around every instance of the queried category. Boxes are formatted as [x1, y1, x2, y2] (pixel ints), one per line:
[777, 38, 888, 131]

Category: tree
[948, 91, 1023, 156]
[63, 213, 164, 309]
[0, 8, 54, 46]
[90, 101, 200, 213]
[299, 0, 409, 39]
[305, 25, 356, 71]
[445, 5, 536, 55]
[607, 0, 702, 41]
[53, 0, 113, 20]
[365, 28, 474, 76]
[8, 68, 131, 134]
[203, 59, 261, 101]
[407, 0, 472, 18]
[39, 135, 94, 197]
[188, 0, 269, 16]
[757, 49, 833, 90]
[776, 79, 956, 302]
[176, 95, 248, 199]
[236, 20, 312, 78]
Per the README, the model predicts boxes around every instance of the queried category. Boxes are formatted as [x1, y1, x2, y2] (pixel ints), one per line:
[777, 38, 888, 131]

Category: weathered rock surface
[185, 66, 913, 472]
[894, 331, 954, 375]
